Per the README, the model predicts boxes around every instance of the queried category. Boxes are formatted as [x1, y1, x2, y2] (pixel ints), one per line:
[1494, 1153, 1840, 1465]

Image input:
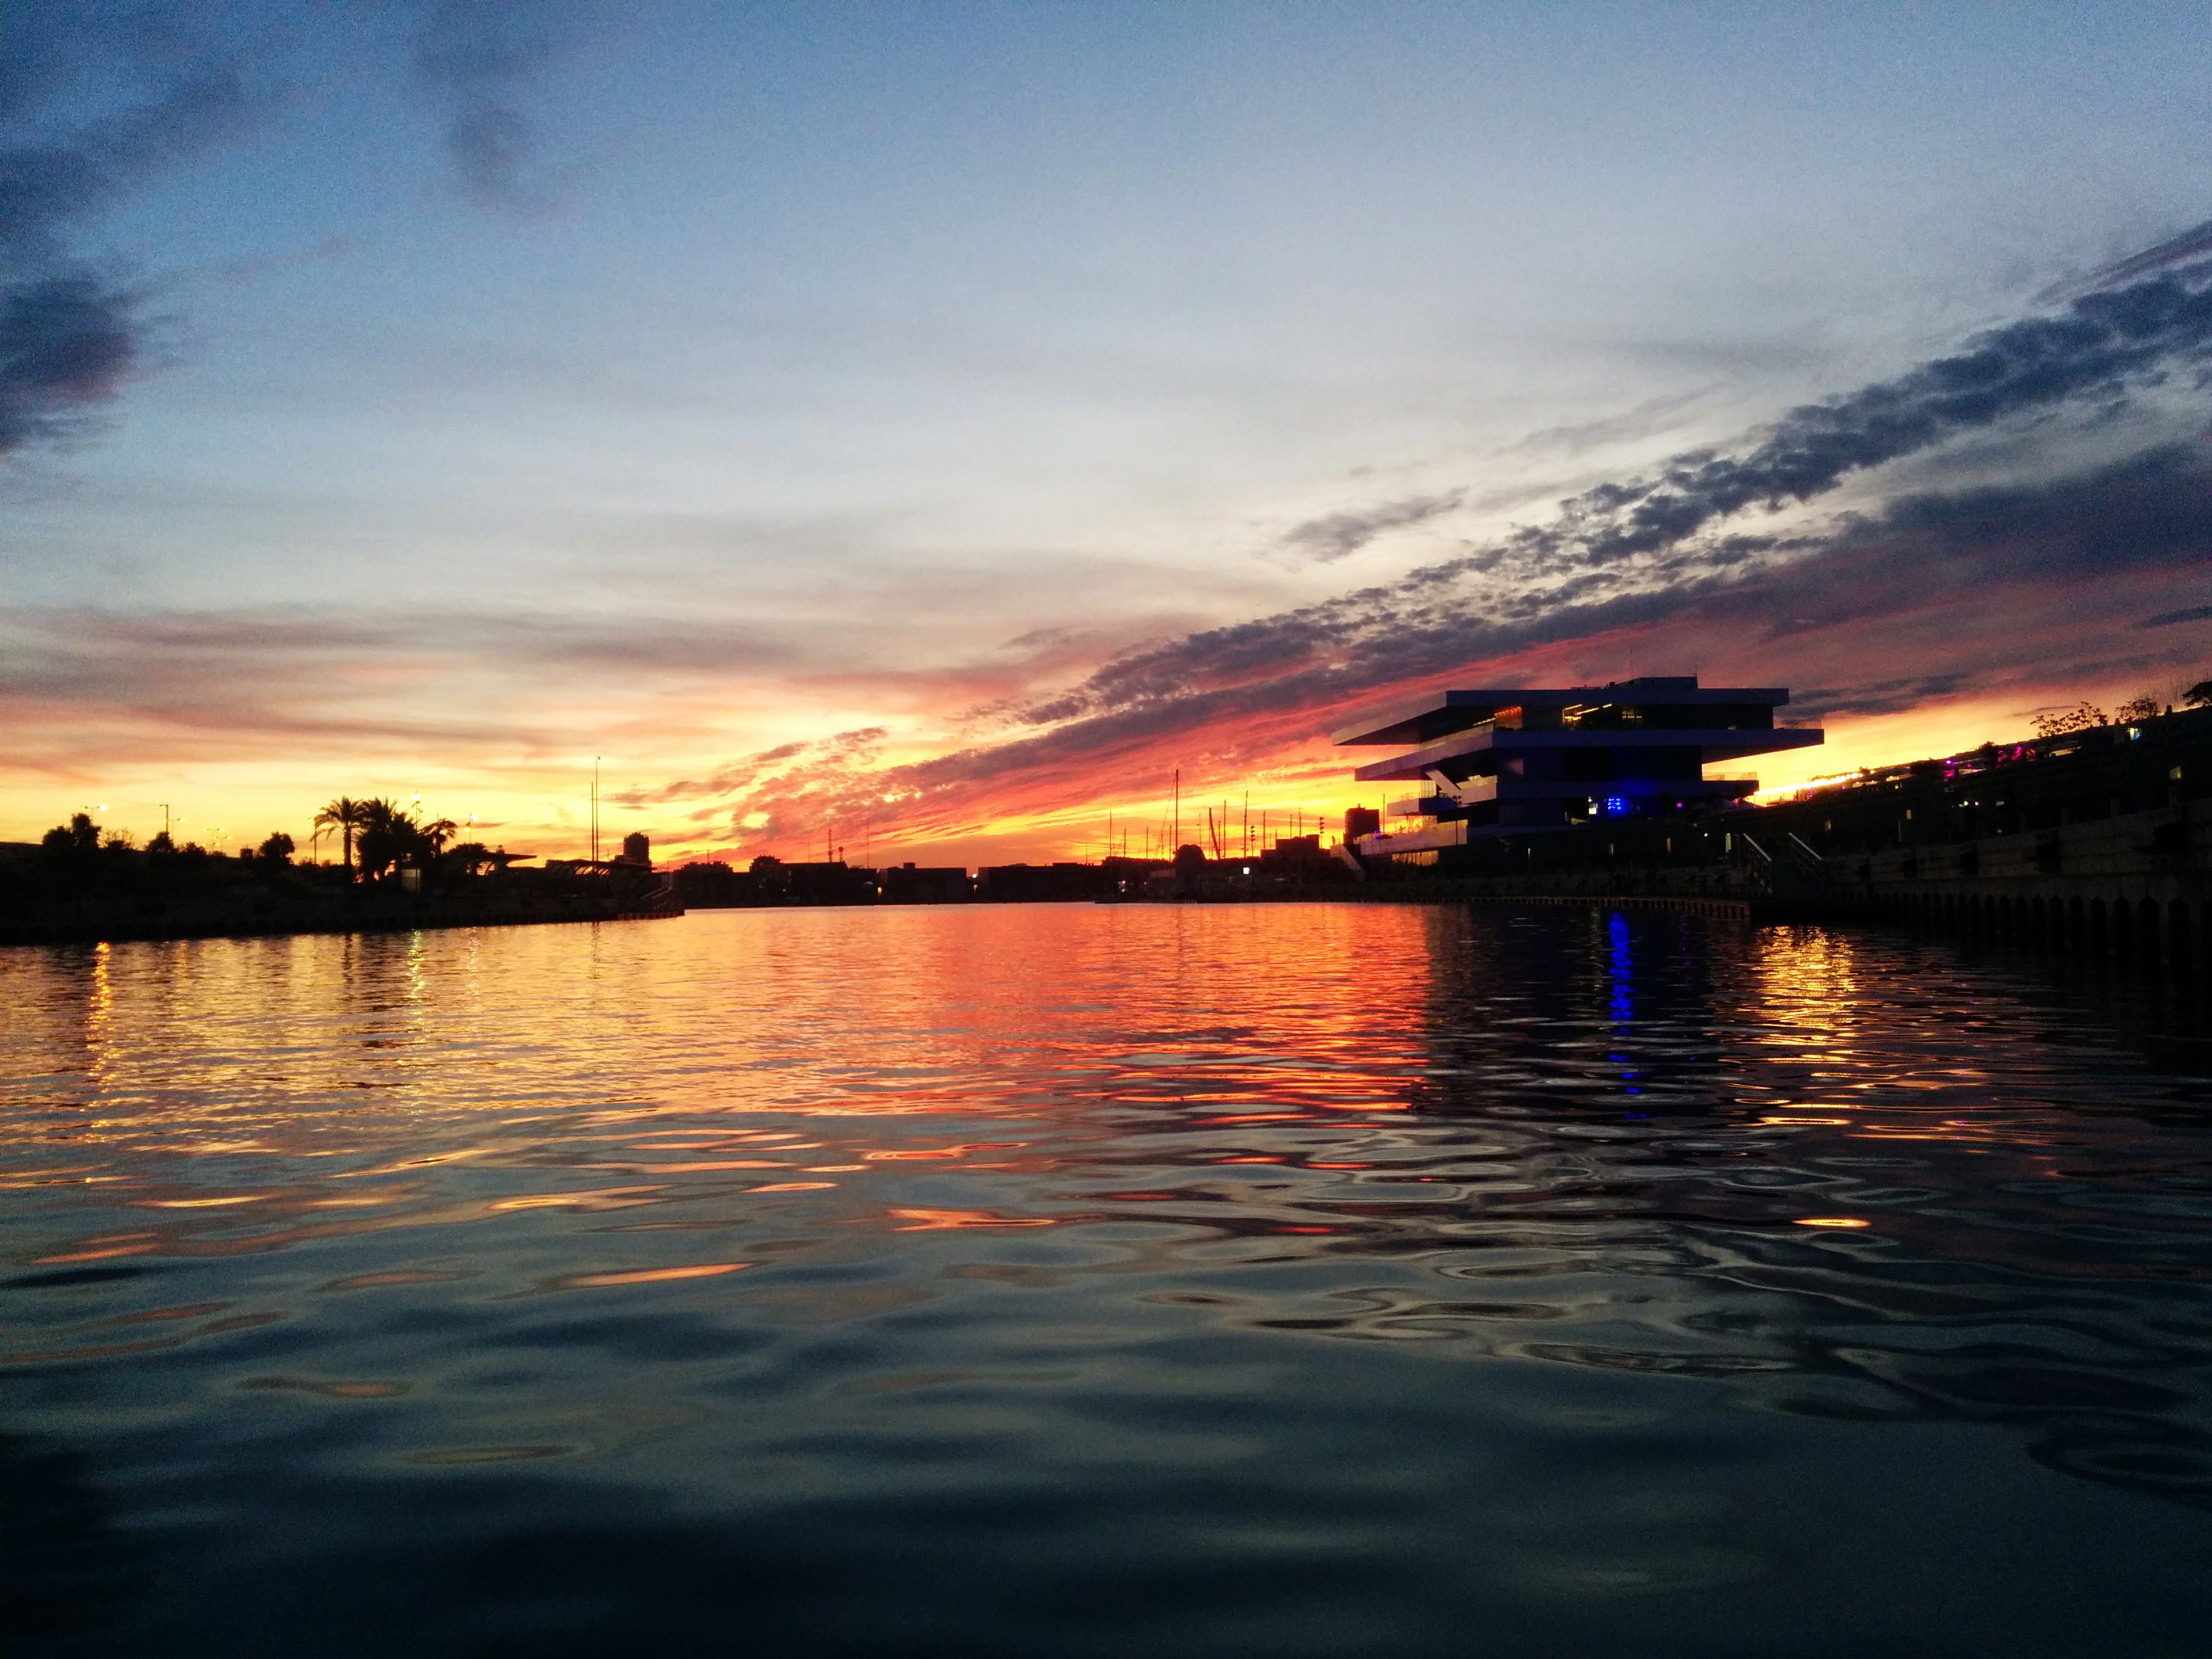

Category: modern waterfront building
[1333, 676, 1823, 859]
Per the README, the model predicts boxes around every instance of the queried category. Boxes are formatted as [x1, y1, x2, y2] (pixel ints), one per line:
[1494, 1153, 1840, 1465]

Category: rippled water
[5, 904, 2211, 1656]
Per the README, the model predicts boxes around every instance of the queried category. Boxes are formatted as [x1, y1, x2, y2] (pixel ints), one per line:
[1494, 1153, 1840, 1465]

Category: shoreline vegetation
[1, 796, 677, 948]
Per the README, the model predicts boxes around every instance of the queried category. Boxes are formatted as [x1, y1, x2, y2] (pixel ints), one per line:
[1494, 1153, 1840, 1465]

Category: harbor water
[3, 904, 2209, 1656]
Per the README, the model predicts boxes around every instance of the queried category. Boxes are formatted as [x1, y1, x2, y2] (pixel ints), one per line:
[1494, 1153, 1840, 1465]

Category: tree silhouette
[40, 813, 100, 856]
[448, 841, 497, 877]
[314, 797, 365, 878]
[353, 798, 417, 882]
[2031, 703, 2106, 739]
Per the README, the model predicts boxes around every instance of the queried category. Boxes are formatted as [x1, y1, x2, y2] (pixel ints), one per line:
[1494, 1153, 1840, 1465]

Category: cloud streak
[2049, 215, 2212, 300]
[1281, 489, 1464, 562]
[2140, 603, 2212, 630]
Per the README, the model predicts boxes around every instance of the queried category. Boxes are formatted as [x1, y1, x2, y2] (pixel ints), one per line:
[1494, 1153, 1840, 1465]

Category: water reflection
[1385, 907, 2212, 1507]
[1, 906, 2209, 1652]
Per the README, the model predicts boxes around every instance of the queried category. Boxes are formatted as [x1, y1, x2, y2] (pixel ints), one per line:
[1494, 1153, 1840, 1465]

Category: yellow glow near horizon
[1748, 692, 2068, 802]
[2, 680, 2159, 867]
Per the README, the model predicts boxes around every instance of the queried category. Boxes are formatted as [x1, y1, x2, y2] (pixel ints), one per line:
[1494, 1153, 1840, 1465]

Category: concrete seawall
[1832, 798, 2207, 969]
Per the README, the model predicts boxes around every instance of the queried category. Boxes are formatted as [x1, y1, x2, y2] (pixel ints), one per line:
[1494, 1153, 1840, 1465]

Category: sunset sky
[6, 2, 2212, 866]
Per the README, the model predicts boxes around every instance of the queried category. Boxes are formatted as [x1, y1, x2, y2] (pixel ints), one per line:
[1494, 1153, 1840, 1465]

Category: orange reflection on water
[556, 1263, 751, 1289]
[321, 1271, 464, 1291]
[888, 1208, 1055, 1231]
[243, 1377, 407, 1399]
[862, 1143, 1022, 1162]
[0, 906, 1448, 1278]
[491, 1187, 667, 1212]
[596, 1160, 794, 1172]
[36, 1241, 160, 1265]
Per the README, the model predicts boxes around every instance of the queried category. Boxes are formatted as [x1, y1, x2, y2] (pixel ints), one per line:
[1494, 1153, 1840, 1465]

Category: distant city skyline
[6, 2, 2211, 864]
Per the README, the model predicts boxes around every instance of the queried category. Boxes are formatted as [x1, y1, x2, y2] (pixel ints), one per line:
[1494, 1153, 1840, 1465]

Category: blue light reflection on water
[2, 903, 2210, 1657]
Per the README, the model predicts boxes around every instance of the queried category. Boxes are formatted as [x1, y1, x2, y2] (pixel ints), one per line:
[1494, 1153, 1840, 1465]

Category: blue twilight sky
[5, 2, 2212, 859]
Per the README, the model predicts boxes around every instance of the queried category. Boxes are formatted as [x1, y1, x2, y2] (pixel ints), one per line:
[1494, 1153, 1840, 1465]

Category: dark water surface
[4, 904, 2211, 1656]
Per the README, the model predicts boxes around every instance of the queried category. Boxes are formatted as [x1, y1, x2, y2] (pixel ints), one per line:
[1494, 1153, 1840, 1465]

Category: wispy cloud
[1280, 489, 1464, 562]
[412, 1, 581, 217]
[0, 605, 808, 713]
[0, 63, 260, 264]
[2044, 214, 2212, 302]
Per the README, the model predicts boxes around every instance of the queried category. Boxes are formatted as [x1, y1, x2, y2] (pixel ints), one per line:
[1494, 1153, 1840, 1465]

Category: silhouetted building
[674, 861, 756, 906]
[881, 862, 973, 903]
[976, 862, 1117, 902]
[1335, 676, 1822, 859]
[749, 857, 876, 905]
[1099, 855, 1168, 892]
[617, 832, 651, 867]
[1344, 806, 1380, 840]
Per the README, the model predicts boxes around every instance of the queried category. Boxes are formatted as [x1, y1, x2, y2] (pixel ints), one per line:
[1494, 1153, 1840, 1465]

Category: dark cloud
[1786, 674, 1973, 721]
[1281, 489, 1465, 562]
[1522, 272, 2212, 567]
[2139, 603, 2212, 630]
[412, 1, 579, 216]
[0, 272, 141, 455]
[0, 23, 268, 459]
[0, 64, 259, 265]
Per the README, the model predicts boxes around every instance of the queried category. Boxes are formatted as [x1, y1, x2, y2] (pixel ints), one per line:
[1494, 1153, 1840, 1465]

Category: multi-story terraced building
[1333, 676, 1823, 860]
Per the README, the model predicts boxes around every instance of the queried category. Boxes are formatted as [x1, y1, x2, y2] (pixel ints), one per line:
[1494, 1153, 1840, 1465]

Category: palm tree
[314, 797, 365, 879]
[354, 798, 413, 882]
[358, 798, 456, 883]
